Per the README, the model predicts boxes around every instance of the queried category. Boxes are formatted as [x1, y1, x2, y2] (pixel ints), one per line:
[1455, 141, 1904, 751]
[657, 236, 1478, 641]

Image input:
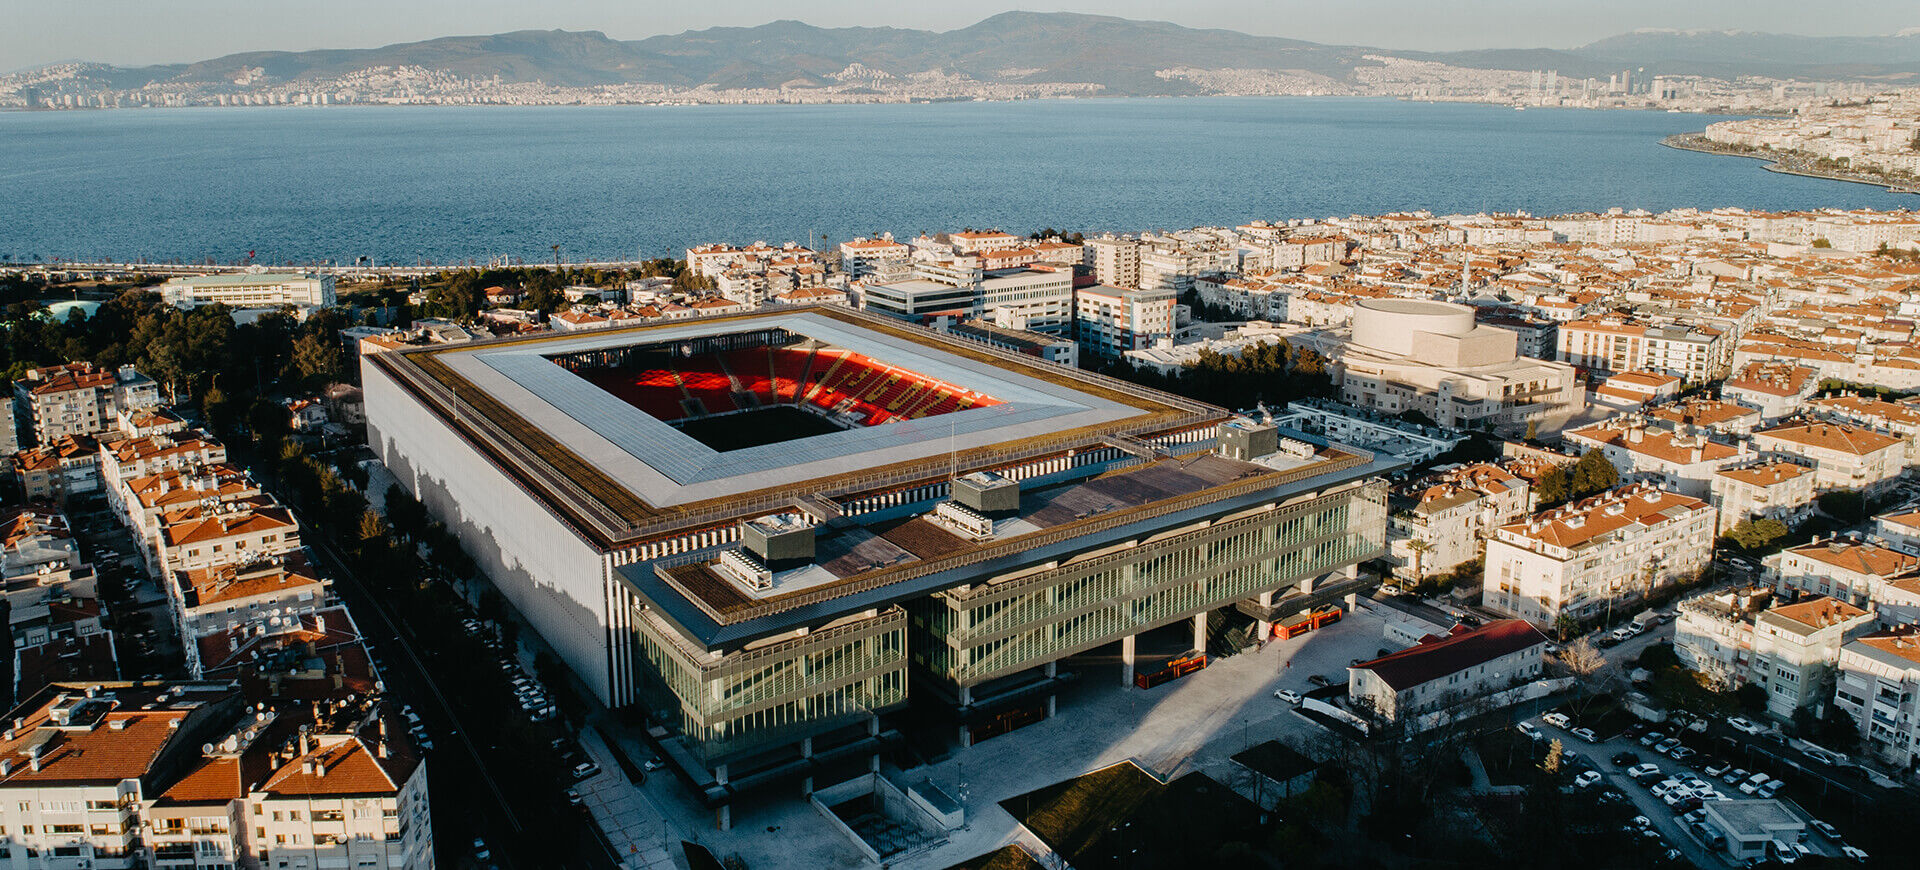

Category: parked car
[1627, 763, 1661, 780]
[1275, 689, 1303, 704]
[1542, 712, 1572, 728]
[472, 839, 490, 861]
[1704, 759, 1732, 777]
[1610, 751, 1639, 766]
[571, 761, 600, 781]
[1668, 746, 1695, 762]
[1722, 768, 1748, 785]
[1573, 771, 1602, 789]
[1727, 717, 1763, 735]
[1810, 820, 1840, 840]
[1655, 737, 1682, 754]
[1308, 674, 1332, 687]
[644, 757, 666, 772]
[1571, 727, 1598, 743]
[1757, 779, 1784, 799]
[1840, 845, 1868, 861]
[1639, 731, 1666, 747]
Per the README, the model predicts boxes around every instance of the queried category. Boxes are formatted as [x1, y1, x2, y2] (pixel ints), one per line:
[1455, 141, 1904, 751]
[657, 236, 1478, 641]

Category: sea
[1, 97, 1912, 266]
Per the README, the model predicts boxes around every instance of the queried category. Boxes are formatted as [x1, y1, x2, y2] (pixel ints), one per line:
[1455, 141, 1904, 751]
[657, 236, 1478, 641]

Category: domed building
[1328, 298, 1583, 433]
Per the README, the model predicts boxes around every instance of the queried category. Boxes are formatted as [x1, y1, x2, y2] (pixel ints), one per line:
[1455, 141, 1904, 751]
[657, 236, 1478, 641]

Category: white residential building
[1388, 463, 1532, 581]
[1832, 625, 1920, 766]
[1711, 461, 1817, 532]
[1767, 537, 1919, 611]
[1751, 420, 1907, 497]
[1348, 620, 1548, 727]
[1563, 416, 1747, 500]
[1482, 483, 1715, 626]
[1073, 284, 1176, 359]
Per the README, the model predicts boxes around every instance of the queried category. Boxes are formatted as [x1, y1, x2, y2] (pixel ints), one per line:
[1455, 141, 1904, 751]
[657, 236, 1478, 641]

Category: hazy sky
[9, 0, 1915, 70]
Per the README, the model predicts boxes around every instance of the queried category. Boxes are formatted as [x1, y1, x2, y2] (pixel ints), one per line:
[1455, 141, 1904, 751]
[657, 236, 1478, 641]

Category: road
[304, 531, 528, 869]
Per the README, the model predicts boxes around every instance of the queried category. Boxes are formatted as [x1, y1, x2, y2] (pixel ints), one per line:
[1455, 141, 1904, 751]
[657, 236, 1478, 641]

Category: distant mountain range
[22, 14, 1920, 96]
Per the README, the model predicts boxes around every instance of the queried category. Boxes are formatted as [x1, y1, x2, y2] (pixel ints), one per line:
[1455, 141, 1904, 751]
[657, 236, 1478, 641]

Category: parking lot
[1530, 711, 1861, 867]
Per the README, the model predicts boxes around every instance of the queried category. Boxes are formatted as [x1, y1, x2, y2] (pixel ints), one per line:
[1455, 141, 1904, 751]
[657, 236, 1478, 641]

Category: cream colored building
[1563, 416, 1747, 499]
[1348, 619, 1547, 726]
[1711, 461, 1817, 532]
[1483, 483, 1714, 626]
[1767, 538, 1919, 610]
[1388, 463, 1531, 581]
[1331, 299, 1583, 434]
[1751, 421, 1907, 497]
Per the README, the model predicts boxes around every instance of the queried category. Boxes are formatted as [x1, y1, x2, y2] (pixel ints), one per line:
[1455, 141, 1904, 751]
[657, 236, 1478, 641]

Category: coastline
[1661, 133, 1920, 195]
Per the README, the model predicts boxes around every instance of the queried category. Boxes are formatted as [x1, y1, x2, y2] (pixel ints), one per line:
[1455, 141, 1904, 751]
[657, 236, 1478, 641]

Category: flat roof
[370, 306, 1218, 548]
[626, 430, 1395, 647]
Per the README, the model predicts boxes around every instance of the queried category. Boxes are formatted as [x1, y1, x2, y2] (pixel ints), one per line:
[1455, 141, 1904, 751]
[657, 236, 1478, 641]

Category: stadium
[362, 306, 1395, 826]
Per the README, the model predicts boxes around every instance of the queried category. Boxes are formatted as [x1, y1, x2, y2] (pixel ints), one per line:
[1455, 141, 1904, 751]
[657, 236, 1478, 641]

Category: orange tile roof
[180, 557, 323, 608]
[1785, 539, 1919, 578]
[1765, 596, 1869, 632]
[162, 507, 296, 547]
[1715, 461, 1812, 487]
[1755, 421, 1904, 456]
[260, 737, 397, 797]
[1499, 484, 1708, 550]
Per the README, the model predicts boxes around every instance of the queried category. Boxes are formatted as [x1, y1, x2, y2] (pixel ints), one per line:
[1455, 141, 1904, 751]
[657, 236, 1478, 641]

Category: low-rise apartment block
[1675, 590, 1872, 720]
[1388, 463, 1531, 581]
[1750, 420, 1906, 497]
[1721, 361, 1818, 423]
[1563, 416, 1746, 499]
[1832, 625, 1920, 766]
[1073, 284, 1176, 358]
[1483, 483, 1714, 626]
[13, 363, 158, 448]
[1767, 537, 1919, 610]
[1711, 461, 1817, 531]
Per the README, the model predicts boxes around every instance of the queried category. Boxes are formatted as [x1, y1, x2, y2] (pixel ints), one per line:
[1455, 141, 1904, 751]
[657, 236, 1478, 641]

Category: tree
[1568, 449, 1619, 500]
[384, 484, 428, 542]
[1538, 738, 1564, 776]
[1535, 465, 1572, 506]
[1817, 490, 1866, 524]
[1406, 539, 1432, 581]
[1553, 614, 1580, 642]
[289, 333, 343, 386]
[1719, 518, 1789, 554]
[1735, 684, 1769, 715]
[1811, 237, 1832, 249]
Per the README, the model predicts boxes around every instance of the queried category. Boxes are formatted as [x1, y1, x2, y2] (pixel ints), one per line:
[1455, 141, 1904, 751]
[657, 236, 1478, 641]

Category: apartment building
[1073, 284, 1176, 359]
[1563, 417, 1746, 499]
[1832, 625, 1920, 766]
[1348, 620, 1548, 726]
[12, 435, 100, 505]
[158, 273, 337, 310]
[948, 230, 1022, 255]
[837, 237, 911, 282]
[1082, 236, 1140, 288]
[175, 557, 326, 676]
[1, 505, 98, 631]
[1747, 597, 1875, 720]
[1675, 586, 1775, 688]
[0, 683, 248, 870]
[1722, 361, 1819, 423]
[1767, 537, 1919, 610]
[1647, 398, 1764, 438]
[1388, 463, 1531, 581]
[1750, 420, 1906, 497]
[1806, 394, 1920, 462]
[944, 320, 1079, 368]
[156, 506, 301, 580]
[1482, 483, 1715, 626]
[1711, 461, 1817, 531]
[13, 363, 158, 447]
[1557, 318, 1729, 383]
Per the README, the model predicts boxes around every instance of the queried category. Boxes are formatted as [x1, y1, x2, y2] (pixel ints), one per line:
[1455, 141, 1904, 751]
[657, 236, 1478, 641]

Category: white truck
[1630, 610, 1661, 633]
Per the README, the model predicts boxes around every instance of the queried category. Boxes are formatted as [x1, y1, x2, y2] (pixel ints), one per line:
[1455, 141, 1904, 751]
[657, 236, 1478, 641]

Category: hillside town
[12, 204, 1920, 868]
[4, 55, 1902, 113]
[1686, 92, 1920, 187]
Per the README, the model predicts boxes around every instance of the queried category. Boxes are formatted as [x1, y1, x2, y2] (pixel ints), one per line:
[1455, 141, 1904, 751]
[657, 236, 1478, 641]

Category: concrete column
[1045, 662, 1059, 718]
[957, 685, 972, 706]
[1344, 592, 1359, 610]
[1120, 634, 1136, 686]
[1193, 612, 1207, 654]
[717, 805, 731, 831]
[1255, 590, 1274, 639]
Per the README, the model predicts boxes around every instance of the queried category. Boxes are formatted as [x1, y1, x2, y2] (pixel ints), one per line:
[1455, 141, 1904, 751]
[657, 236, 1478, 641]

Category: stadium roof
[369, 306, 1224, 548]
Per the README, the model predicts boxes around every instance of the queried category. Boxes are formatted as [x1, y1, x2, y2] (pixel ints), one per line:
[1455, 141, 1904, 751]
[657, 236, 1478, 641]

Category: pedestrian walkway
[577, 727, 681, 870]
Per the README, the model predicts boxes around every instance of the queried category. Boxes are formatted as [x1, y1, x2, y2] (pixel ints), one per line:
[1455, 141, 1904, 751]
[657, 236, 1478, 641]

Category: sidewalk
[577, 727, 682, 870]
